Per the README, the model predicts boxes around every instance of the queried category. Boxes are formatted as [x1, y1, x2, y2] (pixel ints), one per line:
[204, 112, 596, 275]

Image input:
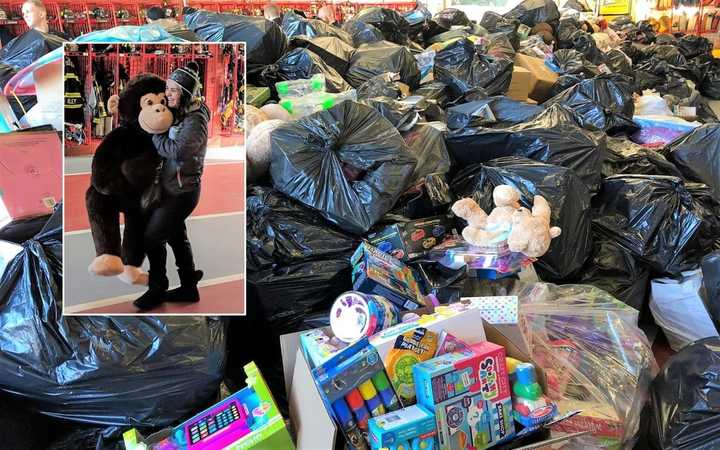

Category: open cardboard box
[280, 305, 585, 450]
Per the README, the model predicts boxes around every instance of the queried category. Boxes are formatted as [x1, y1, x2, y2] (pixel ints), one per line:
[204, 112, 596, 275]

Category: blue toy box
[368, 405, 438, 450]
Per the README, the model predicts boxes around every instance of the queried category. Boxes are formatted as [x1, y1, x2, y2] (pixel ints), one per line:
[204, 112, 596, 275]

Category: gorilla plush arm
[91, 128, 138, 196]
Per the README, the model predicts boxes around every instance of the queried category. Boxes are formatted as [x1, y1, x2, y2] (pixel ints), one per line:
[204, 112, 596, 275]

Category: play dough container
[330, 291, 400, 343]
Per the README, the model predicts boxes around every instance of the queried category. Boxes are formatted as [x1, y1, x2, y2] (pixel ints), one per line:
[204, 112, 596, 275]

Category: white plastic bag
[650, 270, 719, 351]
[635, 90, 673, 116]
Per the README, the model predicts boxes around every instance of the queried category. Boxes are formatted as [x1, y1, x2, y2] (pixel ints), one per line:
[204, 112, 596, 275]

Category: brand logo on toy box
[495, 402, 507, 438]
[479, 357, 498, 399]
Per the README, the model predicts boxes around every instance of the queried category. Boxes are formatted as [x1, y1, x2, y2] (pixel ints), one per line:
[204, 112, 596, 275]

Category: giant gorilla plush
[86, 74, 174, 284]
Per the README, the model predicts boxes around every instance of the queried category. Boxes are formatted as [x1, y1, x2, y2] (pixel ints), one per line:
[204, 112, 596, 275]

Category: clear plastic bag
[514, 282, 658, 449]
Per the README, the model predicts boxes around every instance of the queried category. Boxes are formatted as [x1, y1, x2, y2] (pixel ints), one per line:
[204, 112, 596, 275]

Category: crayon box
[413, 342, 515, 450]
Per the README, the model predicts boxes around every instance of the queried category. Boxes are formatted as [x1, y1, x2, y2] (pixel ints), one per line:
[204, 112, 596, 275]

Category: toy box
[369, 405, 438, 450]
[413, 342, 515, 450]
[351, 242, 428, 310]
[313, 338, 403, 450]
[123, 362, 294, 450]
[367, 216, 456, 262]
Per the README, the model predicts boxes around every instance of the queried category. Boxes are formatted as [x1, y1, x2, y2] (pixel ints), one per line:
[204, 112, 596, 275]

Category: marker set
[313, 338, 403, 450]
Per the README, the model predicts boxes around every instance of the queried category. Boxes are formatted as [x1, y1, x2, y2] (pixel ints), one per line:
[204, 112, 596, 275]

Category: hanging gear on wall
[116, 9, 131, 21]
[0, 9, 8, 20]
[64, 57, 84, 126]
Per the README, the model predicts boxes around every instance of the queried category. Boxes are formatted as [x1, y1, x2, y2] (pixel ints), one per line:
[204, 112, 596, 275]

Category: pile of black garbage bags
[240, 3, 720, 449]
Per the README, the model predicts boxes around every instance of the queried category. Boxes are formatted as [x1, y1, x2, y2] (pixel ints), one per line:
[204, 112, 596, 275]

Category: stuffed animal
[260, 103, 292, 121]
[507, 196, 562, 258]
[247, 119, 284, 183]
[86, 74, 174, 285]
[451, 185, 521, 245]
[246, 105, 268, 135]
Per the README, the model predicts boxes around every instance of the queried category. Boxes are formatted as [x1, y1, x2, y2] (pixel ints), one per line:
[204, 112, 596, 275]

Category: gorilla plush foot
[118, 265, 149, 286]
[88, 254, 124, 276]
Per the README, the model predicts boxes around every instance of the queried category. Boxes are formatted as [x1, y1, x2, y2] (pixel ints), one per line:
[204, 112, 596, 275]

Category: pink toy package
[0, 131, 61, 219]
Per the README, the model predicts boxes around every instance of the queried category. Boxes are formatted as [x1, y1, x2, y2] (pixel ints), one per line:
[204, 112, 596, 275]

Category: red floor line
[65, 162, 245, 232]
[73, 279, 245, 315]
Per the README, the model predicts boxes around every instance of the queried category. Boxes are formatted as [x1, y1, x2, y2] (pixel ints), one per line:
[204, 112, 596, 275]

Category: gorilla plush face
[138, 92, 173, 134]
[115, 74, 174, 135]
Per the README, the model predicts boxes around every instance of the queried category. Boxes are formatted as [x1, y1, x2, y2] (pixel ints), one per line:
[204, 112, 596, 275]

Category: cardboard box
[514, 54, 559, 103]
[367, 216, 456, 262]
[0, 130, 61, 219]
[507, 66, 533, 102]
[351, 242, 428, 310]
[281, 315, 548, 450]
[413, 342, 515, 449]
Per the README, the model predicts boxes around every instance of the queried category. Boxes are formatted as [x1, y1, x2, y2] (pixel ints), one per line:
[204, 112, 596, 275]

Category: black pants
[144, 187, 201, 288]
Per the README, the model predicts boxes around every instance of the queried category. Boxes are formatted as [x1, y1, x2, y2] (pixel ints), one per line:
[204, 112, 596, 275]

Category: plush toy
[260, 103, 292, 121]
[451, 185, 561, 258]
[246, 104, 269, 135]
[86, 74, 174, 285]
[247, 119, 284, 183]
[507, 196, 562, 258]
[451, 185, 521, 245]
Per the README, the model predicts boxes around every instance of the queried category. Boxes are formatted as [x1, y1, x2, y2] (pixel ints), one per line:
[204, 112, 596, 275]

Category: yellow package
[385, 327, 438, 405]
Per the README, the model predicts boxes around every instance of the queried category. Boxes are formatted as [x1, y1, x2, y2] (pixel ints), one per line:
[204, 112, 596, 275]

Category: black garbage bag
[557, 18, 579, 49]
[445, 104, 606, 192]
[644, 44, 687, 67]
[0, 29, 64, 69]
[352, 7, 411, 45]
[603, 137, 683, 178]
[550, 48, 598, 77]
[482, 32, 516, 59]
[342, 20, 384, 47]
[391, 173, 455, 219]
[357, 72, 405, 100]
[654, 33, 678, 46]
[572, 30, 604, 64]
[686, 182, 720, 259]
[247, 186, 359, 271]
[270, 101, 418, 234]
[678, 34, 713, 59]
[621, 40, 646, 64]
[592, 175, 704, 276]
[434, 38, 513, 99]
[549, 73, 584, 97]
[579, 236, 651, 311]
[403, 95, 448, 123]
[503, 0, 560, 27]
[290, 35, 355, 76]
[281, 10, 353, 44]
[0, 214, 52, 244]
[650, 337, 720, 450]
[414, 81, 451, 107]
[404, 5, 433, 43]
[479, 12, 520, 50]
[260, 47, 351, 95]
[697, 59, 720, 99]
[433, 8, 471, 29]
[426, 28, 471, 45]
[544, 75, 637, 134]
[605, 49, 634, 77]
[0, 394, 66, 450]
[628, 20, 656, 44]
[402, 122, 452, 183]
[346, 41, 421, 89]
[665, 124, 720, 200]
[183, 10, 287, 77]
[361, 96, 419, 131]
[446, 96, 542, 129]
[0, 206, 226, 427]
[702, 252, 720, 331]
[451, 157, 593, 281]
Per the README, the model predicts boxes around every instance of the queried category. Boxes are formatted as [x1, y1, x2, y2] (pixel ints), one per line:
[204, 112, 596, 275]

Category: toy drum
[330, 292, 400, 343]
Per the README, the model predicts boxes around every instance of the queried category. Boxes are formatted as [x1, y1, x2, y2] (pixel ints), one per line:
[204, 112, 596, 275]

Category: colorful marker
[332, 398, 369, 450]
[358, 379, 385, 417]
[345, 389, 371, 430]
[371, 371, 401, 412]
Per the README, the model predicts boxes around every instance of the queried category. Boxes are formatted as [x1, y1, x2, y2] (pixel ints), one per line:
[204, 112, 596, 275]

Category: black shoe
[133, 271, 168, 311]
[165, 269, 203, 303]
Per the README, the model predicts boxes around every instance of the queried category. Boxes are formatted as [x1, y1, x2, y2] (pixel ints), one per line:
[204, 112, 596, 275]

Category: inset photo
[63, 42, 245, 315]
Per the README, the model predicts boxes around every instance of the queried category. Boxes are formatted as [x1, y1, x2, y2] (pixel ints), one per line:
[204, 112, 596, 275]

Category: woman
[134, 61, 209, 310]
